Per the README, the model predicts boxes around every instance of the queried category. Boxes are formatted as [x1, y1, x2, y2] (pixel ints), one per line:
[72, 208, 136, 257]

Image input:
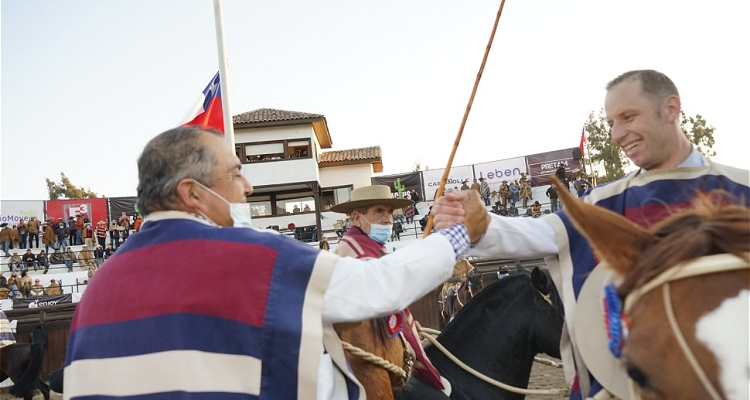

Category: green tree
[680, 111, 716, 158]
[46, 172, 100, 200]
[583, 109, 627, 184]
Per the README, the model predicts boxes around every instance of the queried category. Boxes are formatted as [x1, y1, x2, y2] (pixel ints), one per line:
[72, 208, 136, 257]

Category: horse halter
[623, 252, 750, 400]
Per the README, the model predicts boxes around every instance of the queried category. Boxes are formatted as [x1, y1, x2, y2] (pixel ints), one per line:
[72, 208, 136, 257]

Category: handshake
[432, 190, 490, 244]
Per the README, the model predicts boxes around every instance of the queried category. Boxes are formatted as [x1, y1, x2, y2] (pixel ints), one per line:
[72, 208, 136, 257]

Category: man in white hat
[330, 186, 450, 395]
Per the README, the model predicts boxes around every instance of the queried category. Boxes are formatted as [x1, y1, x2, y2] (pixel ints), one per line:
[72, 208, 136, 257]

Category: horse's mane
[618, 192, 750, 296]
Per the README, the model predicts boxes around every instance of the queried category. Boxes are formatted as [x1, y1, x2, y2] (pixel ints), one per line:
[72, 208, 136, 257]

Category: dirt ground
[526, 356, 569, 399]
[2, 357, 568, 399]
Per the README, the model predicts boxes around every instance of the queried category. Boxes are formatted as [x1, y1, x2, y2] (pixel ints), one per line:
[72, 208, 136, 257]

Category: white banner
[473, 157, 527, 193]
[0, 200, 45, 225]
[421, 165, 475, 201]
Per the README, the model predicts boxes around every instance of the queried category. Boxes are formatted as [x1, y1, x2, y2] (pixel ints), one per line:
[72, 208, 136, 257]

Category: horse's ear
[552, 177, 655, 276]
[531, 267, 551, 295]
[515, 263, 528, 275]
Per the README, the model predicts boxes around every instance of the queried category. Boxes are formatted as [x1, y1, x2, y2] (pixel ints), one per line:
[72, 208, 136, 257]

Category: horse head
[553, 177, 749, 400]
[423, 266, 564, 399]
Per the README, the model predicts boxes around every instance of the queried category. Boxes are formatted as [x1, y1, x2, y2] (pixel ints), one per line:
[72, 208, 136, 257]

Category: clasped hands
[432, 190, 490, 244]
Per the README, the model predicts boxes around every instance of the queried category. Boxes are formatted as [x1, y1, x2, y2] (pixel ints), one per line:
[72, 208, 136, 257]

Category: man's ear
[176, 179, 202, 210]
[663, 95, 681, 124]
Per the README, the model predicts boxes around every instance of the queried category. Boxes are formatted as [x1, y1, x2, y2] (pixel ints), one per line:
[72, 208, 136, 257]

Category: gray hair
[606, 69, 680, 105]
[136, 126, 220, 216]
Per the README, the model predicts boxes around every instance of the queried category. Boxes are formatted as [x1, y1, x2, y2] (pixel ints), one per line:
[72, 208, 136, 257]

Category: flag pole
[213, 0, 235, 150]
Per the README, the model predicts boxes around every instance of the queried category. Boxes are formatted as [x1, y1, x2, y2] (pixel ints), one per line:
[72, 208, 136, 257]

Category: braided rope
[340, 340, 409, 381]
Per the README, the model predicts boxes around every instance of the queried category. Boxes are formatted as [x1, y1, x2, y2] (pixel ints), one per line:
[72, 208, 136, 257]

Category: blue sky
[1, 0, 748, 200]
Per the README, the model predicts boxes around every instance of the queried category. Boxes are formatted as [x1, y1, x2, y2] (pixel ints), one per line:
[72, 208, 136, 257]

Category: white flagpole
[213, 0, 235, 150]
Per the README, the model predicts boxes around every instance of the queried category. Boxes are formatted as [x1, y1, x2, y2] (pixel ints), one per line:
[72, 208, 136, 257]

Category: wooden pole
[423, 0, 507, 237]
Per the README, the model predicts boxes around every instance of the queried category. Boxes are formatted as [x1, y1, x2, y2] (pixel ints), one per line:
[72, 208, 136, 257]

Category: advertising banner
[13, 294, 73, 309]
[473, 156, 527, 194]
[0, 200, 45, 225]
[371, 172, 423, 200]
[45, 198, 108, 224]
[421, 165, 475, 201]
[108, 196, 138, 219]
[526, 148, 583, 186]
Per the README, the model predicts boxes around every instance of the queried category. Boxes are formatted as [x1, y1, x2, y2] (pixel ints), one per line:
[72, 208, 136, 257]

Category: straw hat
[329, 185, 413, 215]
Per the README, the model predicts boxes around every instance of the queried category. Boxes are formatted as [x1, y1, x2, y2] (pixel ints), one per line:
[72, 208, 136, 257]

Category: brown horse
[555, 178, 749, 400]
[338, 317, 410, 400]
[0, 325, 50, 400]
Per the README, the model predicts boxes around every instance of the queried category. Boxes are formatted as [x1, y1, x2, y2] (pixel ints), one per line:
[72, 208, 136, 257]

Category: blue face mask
[361, 217, 392, 244]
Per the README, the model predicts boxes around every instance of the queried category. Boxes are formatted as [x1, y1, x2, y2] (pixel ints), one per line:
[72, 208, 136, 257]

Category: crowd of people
[0, 271, 63, 300]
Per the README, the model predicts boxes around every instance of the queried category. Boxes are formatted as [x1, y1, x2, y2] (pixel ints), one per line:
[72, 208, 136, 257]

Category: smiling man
[431, 70, 750, 399]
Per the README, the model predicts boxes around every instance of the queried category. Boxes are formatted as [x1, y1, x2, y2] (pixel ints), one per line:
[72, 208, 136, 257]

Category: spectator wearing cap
[0, 223, 12, 257]
[95, 221, 108, 248]
[26, 216, 42, 248]
[42, 220, 57, 254]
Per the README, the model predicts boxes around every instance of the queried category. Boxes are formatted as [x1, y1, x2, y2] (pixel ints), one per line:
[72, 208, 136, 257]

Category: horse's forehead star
[695, 289, 749, 400]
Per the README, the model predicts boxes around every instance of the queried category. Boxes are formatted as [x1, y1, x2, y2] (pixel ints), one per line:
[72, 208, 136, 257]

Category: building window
[248, 196, 272, 217]
[277, 193, 315, 214]
[239, 139, 312, 163]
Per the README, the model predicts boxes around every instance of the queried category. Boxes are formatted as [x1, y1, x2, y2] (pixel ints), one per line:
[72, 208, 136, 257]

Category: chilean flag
[579, 126, 586, 159]
[182, 71, 224, 133]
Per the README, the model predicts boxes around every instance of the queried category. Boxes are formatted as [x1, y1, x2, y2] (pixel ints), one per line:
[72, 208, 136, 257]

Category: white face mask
[191, 180, 253, 228]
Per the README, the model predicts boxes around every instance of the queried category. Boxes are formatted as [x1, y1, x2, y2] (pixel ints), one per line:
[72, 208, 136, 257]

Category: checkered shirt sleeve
[437, 224, 470, 258]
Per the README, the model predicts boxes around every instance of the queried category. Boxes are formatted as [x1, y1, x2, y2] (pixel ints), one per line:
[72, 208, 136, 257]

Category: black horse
[0, 325, 50, 400]
[396, 266, 565, 400]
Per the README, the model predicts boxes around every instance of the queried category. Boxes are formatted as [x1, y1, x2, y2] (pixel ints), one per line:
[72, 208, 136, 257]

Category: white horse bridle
[623, 252, 750, 400]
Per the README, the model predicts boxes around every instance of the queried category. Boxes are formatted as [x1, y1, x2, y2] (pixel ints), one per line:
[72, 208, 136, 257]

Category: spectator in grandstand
[87, 264, 97, 280]
[27, 216, 42, 249]
[30, 279, 44, 296]
[109, 220, 120, 249]
[55, 218, 68, 252]
[7, 225, 21, 250]
[19, 270, 32, 297]
[104, 243, 116, 259]
[531, 200, 542, 217]
[37, 250, 49, 273]
[78, 245, 96, 268]
[410, 189, 421, 204]
[133, 215, 143, 232]
[460, 180, 470, 191]
[64, 248, 76, 272]
[318, 237, 330, 251]
[83, 223, 95, 248]
[94, 245, 105, 266]
[63, 126, 488, 400]
[21, 249, 36, 272]
[0, 273, 7, 289]
[9, 251, 23, 272]
[95, 220, 108, 248]
[17, 219, 28, 249]
[479, 177, 491, 206]
[67, 216, 76, 245]
[50, 249, 65, 270]
[509, 180, 520, 207]
[75, 213, 85, 246]
[8, 272, 20, 299]
[42, 220, 57, 254]
[45, 279, 62, 296]
[0, 223, 11, 257]
[519, 174, 532, 208]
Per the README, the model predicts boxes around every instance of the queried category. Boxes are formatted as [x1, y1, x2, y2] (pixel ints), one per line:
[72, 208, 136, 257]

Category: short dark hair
[136, 126, 221, 216]
[606, 69, 679, 103]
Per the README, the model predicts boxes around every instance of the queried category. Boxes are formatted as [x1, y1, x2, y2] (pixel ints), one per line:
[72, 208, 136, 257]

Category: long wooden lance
[423, 0, 507, 237]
